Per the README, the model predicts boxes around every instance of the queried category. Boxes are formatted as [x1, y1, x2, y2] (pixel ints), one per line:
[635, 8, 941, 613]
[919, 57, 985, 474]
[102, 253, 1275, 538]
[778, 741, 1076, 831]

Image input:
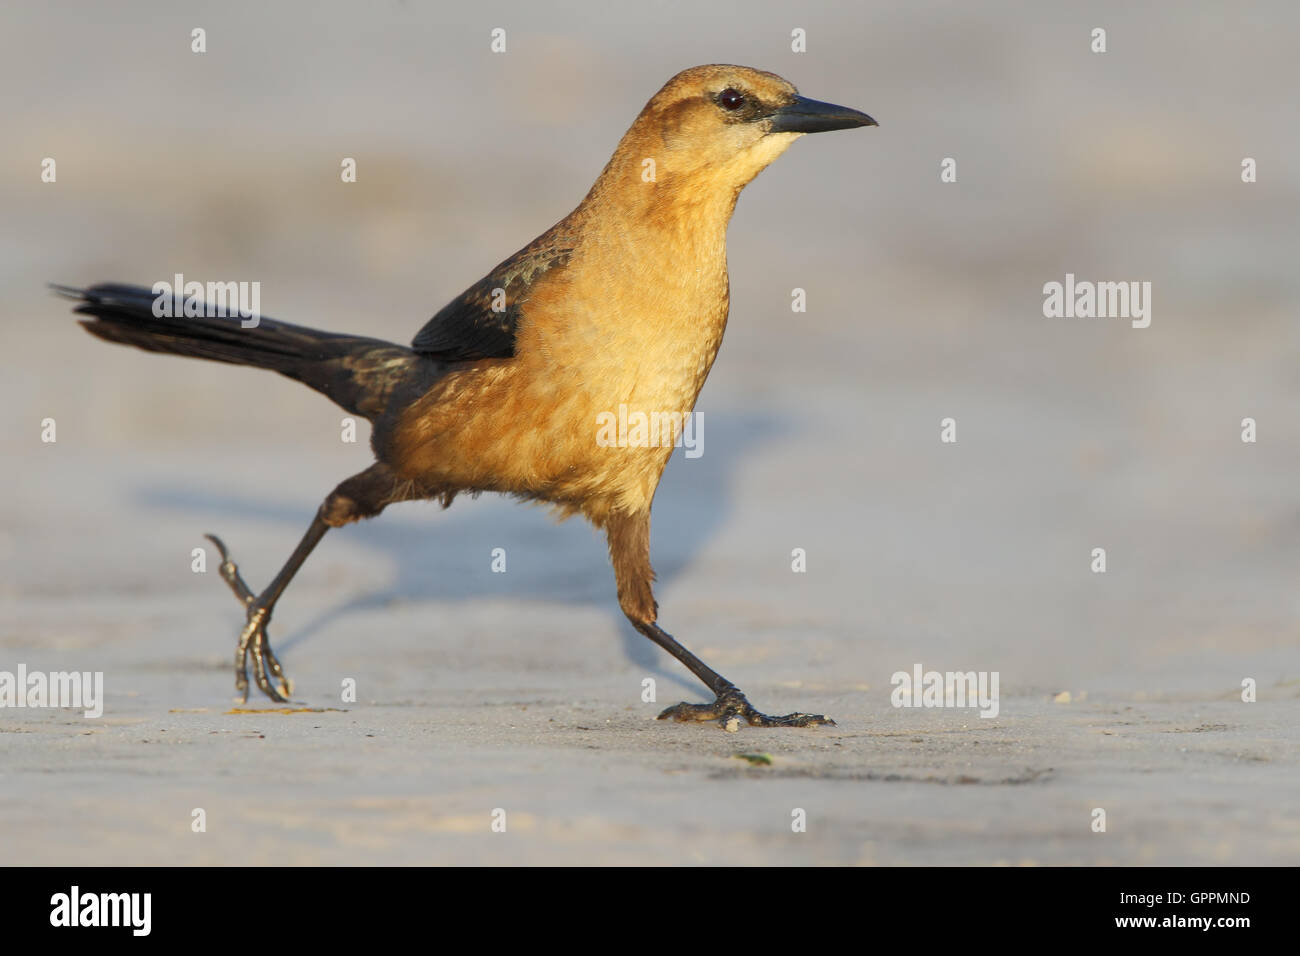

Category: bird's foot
[657, 684, 835, 731]
[233, 606, 293, 703]
[206, 534, 294, 704]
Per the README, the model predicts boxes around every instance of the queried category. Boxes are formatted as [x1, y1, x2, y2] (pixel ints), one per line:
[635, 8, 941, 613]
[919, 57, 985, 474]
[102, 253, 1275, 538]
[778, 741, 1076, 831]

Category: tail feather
[59, 283, 438, 420]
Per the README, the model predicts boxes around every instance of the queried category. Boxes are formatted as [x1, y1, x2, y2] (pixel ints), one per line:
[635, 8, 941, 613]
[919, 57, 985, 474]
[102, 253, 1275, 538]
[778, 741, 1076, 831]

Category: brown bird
[58, 64, 875, 729]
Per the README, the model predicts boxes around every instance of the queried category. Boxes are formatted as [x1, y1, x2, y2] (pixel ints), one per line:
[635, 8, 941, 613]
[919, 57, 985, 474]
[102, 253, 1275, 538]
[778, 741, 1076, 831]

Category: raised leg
[605, 509, 835, 731]
[206, 463, 411, 703]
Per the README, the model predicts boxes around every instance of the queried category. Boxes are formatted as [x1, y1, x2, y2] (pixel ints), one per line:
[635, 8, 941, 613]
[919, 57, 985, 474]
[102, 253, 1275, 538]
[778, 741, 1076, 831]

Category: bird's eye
[717, 88, 745, 111]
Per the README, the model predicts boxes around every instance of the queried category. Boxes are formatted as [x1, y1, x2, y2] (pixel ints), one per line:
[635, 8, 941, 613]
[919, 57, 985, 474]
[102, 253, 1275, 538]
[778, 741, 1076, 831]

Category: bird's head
[613, 64, 876, 201]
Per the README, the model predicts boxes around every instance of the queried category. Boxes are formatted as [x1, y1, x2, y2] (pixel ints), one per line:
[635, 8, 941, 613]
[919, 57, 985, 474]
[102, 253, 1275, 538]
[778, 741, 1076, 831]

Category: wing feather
[412, 230, 574, 361]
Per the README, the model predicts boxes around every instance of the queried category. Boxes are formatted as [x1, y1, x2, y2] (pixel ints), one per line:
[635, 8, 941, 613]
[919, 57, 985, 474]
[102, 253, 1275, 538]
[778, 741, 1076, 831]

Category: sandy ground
[2, 1, 1298, 865]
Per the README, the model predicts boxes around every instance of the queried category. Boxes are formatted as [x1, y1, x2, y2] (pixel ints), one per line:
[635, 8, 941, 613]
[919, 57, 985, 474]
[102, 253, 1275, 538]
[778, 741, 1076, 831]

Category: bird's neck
[573, 125, 799, 265]
[518, 147, 738, 418]
[577, 133, 746, 256]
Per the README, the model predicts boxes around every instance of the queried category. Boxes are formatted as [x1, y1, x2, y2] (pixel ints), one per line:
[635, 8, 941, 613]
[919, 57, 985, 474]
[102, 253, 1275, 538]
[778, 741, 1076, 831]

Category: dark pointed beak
[769, 95, 877, 134]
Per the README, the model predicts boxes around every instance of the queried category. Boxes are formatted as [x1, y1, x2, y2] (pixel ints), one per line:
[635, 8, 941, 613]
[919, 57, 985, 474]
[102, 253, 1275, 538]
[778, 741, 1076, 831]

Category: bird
[58, 64, 876, 731]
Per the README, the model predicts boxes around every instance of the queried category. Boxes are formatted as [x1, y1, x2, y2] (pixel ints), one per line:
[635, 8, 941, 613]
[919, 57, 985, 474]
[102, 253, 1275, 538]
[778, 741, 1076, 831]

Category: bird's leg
[206, 516, 329, 703]
[204, 463, 405, 703]
[606, 510, 835, 731]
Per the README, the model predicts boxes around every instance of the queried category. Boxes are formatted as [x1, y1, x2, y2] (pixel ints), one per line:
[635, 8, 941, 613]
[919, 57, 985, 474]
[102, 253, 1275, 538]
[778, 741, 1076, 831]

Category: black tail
[59, 283, 439, 420]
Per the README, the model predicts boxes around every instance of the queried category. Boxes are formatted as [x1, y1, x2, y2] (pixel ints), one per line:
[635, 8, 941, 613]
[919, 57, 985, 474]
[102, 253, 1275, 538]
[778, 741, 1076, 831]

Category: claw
[234, 615, 256, 701]
[657, 684, 835, 730]
[250, 629, 288, 703]
[236, 606, 290, 703]
[262, 644, 294, 698]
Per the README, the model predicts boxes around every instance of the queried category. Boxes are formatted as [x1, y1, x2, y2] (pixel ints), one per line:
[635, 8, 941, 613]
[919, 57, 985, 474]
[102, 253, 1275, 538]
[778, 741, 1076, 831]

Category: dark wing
[412, 229, 574, 361]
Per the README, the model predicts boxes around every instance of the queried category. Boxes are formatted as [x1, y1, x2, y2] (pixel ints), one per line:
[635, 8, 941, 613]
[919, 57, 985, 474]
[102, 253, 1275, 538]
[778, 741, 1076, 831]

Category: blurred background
[1, 1, 1297, 865]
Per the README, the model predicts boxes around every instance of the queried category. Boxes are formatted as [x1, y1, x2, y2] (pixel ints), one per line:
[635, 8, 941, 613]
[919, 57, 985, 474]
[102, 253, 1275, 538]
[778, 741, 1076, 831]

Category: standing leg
[207, 463, 411, 703]
[605, 509, 834, 730]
